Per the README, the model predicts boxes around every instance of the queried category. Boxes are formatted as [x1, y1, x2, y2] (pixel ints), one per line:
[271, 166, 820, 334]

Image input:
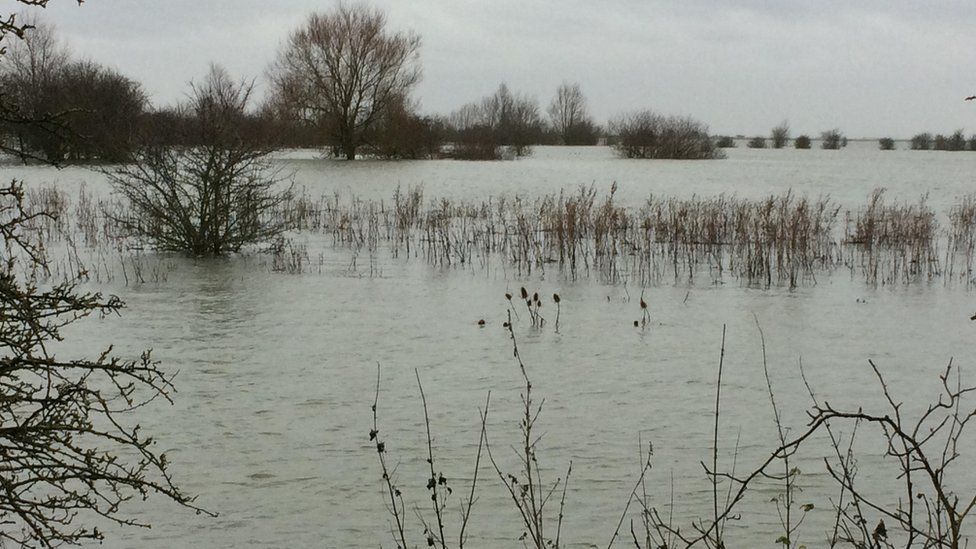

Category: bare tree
[269, 3, 421, 160]
[499, 84, 542, 156]
[364, 95, 445, 159]
[106, 65, 291, 255]
[0, 12, 69, 160]
[547, 82, 599, 145]
[1, 13, 67, 88]
[0, 13, 146, 162]
[448, 83, 542, 159]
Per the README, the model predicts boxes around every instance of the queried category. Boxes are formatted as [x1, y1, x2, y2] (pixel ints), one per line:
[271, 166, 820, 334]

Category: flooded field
[5, 145, 976, 547]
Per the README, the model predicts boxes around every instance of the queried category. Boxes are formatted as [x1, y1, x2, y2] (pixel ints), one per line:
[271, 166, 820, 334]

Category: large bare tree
[269, 3, 421, 160]
[547, 82, 598, 145]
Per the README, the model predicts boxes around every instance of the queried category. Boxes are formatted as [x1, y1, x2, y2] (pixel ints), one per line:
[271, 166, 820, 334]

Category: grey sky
[25, 0, 976, 137]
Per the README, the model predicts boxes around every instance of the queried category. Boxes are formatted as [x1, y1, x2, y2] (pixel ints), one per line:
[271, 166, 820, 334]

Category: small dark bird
[633, 320, 639, 327]
[477, 319, 486, 326]
[640, 298, 647, 310]
[553, 293, 560, 303]
[966, 96, 976, 101]
[970, 313, 976, 321]
[505, 292, 512, 301]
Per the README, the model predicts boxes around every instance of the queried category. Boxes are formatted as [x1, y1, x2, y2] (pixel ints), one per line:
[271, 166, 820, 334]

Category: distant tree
[948, 129, 966, 151]
[715, 135, 736, 148]
[821, 129, 844, 150]
[747, 136, 766, 149]
[365, 95, 445, 159]
[107, 65, 291, 255]
[487, 83, 541, 156]
[547, 82, 599, 145]
[770, 120, 789, 148]
[934, 134, 948, 151]
[448, 83, 542, 159]
[0, 14, 68, 159]
[794, 135, 812, 149]
[910, 133, 932, 150]
[0, 16, 146, 162]
[609, 109, 722, 159]
[52, 60, 146, 161]
[969, 134, 976, 151]
[878, 137, 895, 150]
[447, 102, 498, 159]
[269, 4, 421, 160]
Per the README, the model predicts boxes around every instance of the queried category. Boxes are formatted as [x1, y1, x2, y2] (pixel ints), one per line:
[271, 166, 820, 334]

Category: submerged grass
[19, 182, 976, 287]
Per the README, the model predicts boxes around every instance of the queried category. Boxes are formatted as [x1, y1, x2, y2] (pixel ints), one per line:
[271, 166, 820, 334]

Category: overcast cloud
[25, 0, 976, 137]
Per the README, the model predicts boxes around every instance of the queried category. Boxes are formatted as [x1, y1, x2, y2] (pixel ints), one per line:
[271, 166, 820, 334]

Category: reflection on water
[7, 147, 975, 547]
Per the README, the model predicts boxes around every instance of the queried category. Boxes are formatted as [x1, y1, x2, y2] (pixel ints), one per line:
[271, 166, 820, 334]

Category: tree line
[720, 123, 976, 152]
[5, 8, 972, 164]
[0, 6, 715, 163]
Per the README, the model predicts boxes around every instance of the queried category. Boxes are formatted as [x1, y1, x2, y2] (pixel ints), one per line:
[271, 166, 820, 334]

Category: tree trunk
[344, 143, 356, 160]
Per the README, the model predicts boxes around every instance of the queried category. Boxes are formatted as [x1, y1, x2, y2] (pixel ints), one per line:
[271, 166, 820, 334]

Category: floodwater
[4, 145, 976, 547]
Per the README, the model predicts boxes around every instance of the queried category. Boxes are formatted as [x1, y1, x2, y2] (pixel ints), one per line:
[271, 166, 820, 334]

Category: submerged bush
[931, 131, 967, 151]
[714, 135, 736, 148]
[770, 120, 789, 148]
[747, 136, 766, 149]
[878, 137, 896, 150]
[610, 110, 722, 159]
[794, 135, 811, 149]
[820, 129, 845, 150]
[447, 83, 542, 159]
[948, 129, 967, 151]
[105, 66, 292, 255]
[911, 132, 933, 150]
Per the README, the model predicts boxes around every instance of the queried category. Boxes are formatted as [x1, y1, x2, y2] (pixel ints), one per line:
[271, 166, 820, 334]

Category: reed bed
[843, 188, 941, 284]
[19, 183, 976, 287]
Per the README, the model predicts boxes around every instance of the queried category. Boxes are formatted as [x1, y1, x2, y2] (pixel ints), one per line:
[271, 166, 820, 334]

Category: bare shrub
[714, 136, 736, 148]
[106, 65, 291, 255]
[821, 129, 845, 150]
[771, 120, 790, 148]
[610, 110, 722, 159]
[911, 133, 933, 150]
